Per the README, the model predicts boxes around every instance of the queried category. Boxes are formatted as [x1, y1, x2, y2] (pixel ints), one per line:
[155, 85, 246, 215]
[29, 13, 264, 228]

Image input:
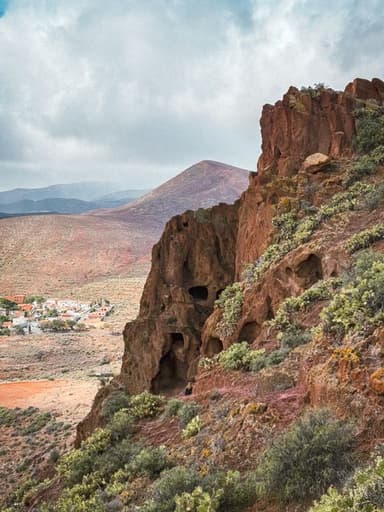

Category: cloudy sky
[0, 0, 383, 190]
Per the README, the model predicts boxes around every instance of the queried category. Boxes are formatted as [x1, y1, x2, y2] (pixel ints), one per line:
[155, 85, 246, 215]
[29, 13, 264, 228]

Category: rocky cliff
[77, 77, 384, 445]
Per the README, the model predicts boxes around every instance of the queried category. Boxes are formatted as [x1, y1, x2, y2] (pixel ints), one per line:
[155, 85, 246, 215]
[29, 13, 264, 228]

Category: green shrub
[218, 342, 265, 371]
[129, 391, 163, 419]
[215, 283, 244, 337]
[175, 486, 221, 512]
[142, 466, 202, 512]
[244, 182, 376, 285]
[364, 182, 384, 210]
[345, 223, 384, 253]
[57, 428, 112, 485]
[177, 402, 200, 427]
[321, 250, 384, 337]
[182, 416, 202, 439]
[130, 446, 170, 479]
[257, 409, 355, 504]
[300, 83, 327, 98]
[22, 412, 51, 435]
[101, 391, 131, 419]
[108, 409, 134, 442]
[278, 325, 312, 350]
[344, 154, 377, 185]
[164, 398, 184, 418]
[207, 470, 258, 512]
[353, 108, 384, 154]
[310, 456, 384, 512]
[0, 407, 18, 426]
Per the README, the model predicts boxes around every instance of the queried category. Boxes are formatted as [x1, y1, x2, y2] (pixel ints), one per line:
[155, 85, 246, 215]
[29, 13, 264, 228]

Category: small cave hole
[206, 337, 223, 357]
[266, 296, 274, 320]
[216, 289, 224, 300]
[296, 254, 323, 286]
[183, 221, 189, 228]
[170, 332, 184, 349]
[238, 322, 260, 344]
[188, 286, 209, 301]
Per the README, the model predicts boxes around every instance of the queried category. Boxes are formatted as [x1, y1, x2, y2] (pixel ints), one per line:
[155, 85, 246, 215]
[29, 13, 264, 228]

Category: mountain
[0, 181, 123, 203]
[0, 196, 146, 215]
[0, 161, 249, 295]
[90, 160, 249, 231]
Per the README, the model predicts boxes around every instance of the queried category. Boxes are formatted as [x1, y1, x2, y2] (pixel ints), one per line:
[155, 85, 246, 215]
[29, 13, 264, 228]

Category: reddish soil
[0, 380, 98, 423]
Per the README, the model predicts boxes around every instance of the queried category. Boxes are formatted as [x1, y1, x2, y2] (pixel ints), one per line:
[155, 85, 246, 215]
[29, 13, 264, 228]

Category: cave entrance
[296, 254, 323, 286]
[188, 286, 209, 301]
[152, 332, 188, 394]
[206, 337, 223, 357]
[238, 321, 260, 344]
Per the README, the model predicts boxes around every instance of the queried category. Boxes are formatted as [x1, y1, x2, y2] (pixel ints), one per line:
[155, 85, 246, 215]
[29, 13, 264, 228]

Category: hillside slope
[91, 160, 249, 230]
[0, 161, 248, 295]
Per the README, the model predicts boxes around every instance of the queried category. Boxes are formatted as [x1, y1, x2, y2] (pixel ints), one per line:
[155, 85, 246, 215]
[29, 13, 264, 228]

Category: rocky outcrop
[235, 77, 384, 272]
[119, 204, 239, 394]
[78, 78, 384, 443]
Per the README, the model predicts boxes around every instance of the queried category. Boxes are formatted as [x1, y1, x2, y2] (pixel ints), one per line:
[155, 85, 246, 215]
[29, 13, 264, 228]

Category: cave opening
[238, 321, 260, 344]
[188, 286, 209, 301]
[152, 332, 188, 393]
[296, 254, 323, 286]
[206, 337, 223, 357]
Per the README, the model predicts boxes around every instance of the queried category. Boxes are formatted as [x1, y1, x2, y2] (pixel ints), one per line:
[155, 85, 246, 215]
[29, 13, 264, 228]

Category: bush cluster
[345, 223, 384, 254]
[141, 467, 257, 512]
[215, 283, 244, 337]
[353, 107, 384, 154]
[321, 250, 384, 338]
[257, 409, 355, 504]
[218, 342, 265, 371]
[311, 456, 384, 512]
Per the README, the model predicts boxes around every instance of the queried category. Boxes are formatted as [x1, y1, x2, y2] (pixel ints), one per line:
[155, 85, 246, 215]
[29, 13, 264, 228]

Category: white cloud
[0, 0, 383, 189]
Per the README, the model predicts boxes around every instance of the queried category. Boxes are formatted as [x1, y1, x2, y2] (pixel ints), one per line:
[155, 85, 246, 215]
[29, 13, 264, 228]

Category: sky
[0, 0, 383, 191]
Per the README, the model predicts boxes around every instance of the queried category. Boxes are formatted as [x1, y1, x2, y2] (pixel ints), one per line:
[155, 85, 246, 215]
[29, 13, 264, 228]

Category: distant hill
[0, 161, 249, 294]
[0, 182, 147, 204]
[91, 160, 249, 231]
[0, 196, 146, 215]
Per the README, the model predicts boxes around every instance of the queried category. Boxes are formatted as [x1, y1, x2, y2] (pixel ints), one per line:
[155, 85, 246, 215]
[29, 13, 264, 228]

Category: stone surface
[302, 152, 331, 172]
[370, 368, 384, 394]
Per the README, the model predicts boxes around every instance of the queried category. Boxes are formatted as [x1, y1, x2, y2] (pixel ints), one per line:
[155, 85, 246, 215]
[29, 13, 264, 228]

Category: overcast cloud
[0, 0, 383, 190]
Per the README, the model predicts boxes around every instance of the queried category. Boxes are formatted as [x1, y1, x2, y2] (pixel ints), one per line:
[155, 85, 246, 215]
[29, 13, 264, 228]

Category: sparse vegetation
[321, 250, 384, 338]
[345, 223, 384, 253]
[257, 409, 355, 504]
[218, 342, 265, 371]
[311, 455, 384, 512]
[215, 283, 244, 337]
[181, 415, 202, 439]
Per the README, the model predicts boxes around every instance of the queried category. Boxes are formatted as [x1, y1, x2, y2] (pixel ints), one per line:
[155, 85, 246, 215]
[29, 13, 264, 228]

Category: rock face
[235, 78, 384, 271]
[119, 204, 239, 394]
[77, 77, 384, 443]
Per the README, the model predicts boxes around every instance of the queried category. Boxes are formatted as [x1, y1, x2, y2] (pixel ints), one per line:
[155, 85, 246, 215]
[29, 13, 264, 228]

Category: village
[0, 293, 114, 335]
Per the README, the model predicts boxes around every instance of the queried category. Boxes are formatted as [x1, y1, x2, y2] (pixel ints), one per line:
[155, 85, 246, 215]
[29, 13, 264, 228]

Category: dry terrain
[0, 161, 248, 295]
[0, 275, 145, 504]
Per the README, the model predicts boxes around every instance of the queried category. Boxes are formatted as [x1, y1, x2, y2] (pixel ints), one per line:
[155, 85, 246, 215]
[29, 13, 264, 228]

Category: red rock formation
[77, 78, 384, 444]
[235, 78, 384, 272]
